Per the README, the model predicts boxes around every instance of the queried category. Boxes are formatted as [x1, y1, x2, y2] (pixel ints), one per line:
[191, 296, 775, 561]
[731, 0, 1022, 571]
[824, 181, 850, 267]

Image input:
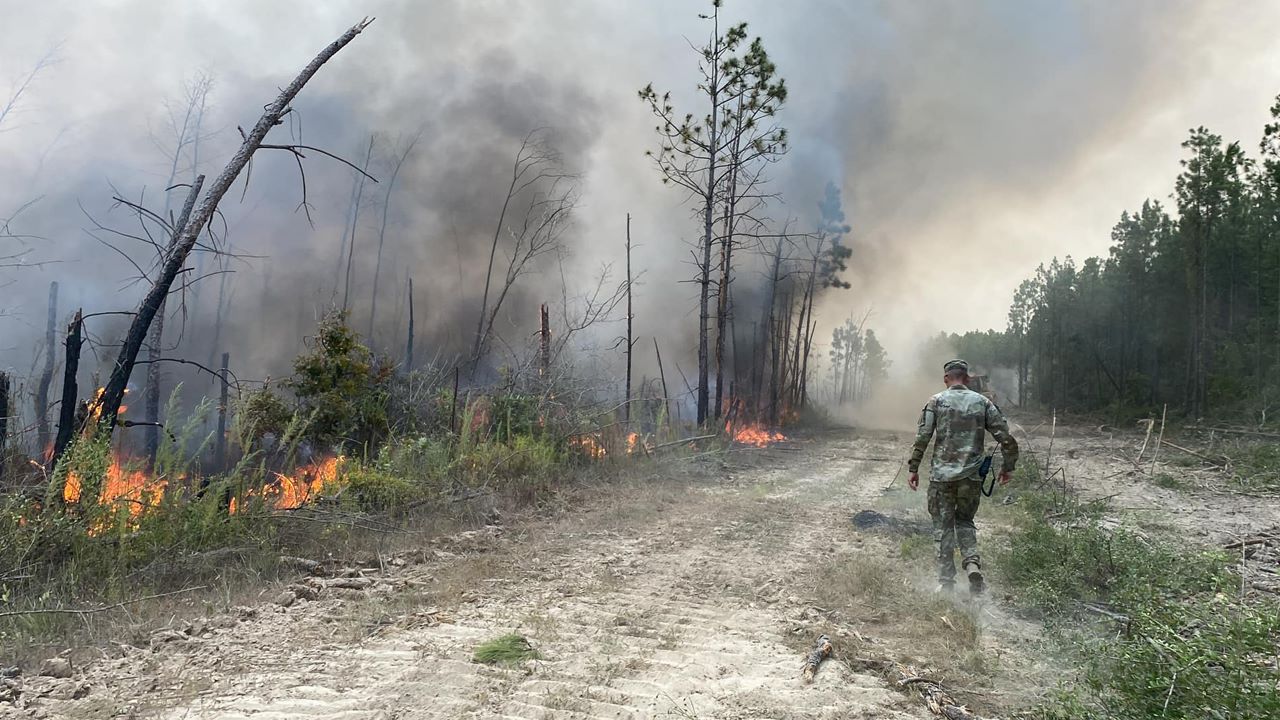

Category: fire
[725, 419, 786, 447]
[269, 456, 344, 509]
[230, 456, 345, 514]
[84, 386, 129, 425]
[720, 398, 787, 448]
[62, 455, 168, 535]
[570, 434, 607, 460]
[63, 452, 345, 526]
[626, 432, 639, 454]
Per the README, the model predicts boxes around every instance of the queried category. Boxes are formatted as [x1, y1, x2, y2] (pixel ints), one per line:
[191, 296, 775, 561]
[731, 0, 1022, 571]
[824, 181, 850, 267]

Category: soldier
[907, 359, 1019, 594]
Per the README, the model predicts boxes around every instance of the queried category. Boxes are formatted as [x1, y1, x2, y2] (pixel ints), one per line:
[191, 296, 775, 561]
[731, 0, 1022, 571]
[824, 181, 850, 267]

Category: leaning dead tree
[91, 19, 374, 431]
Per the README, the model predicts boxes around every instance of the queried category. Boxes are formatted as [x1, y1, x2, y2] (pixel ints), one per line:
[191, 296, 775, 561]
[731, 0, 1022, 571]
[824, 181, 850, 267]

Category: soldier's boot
[963, 559, 984, 595]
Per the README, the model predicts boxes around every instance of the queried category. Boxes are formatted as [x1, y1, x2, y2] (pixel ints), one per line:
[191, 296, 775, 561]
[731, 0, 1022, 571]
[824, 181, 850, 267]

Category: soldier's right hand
[907, 472, 919, 491]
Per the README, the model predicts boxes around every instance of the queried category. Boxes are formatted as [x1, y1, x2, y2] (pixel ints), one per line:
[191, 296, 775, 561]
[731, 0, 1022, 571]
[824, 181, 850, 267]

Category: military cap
[943, 359, 969, 374]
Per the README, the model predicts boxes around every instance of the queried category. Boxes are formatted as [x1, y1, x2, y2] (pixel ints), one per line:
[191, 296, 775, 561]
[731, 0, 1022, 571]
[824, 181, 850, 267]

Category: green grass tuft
[472, 633, 541, 665]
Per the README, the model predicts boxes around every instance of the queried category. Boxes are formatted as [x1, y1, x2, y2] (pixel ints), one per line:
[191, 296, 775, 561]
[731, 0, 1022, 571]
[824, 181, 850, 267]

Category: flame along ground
[721, 398, 788, 447]
[568, 420, 787, 458]
[60, 395, 780, 529]
[62, 454, 346, 531]
[55, 387, 348, 528]
[227, 456, 345, 515]
[567, 432, 641, 460]
[725, 420, 786, 447]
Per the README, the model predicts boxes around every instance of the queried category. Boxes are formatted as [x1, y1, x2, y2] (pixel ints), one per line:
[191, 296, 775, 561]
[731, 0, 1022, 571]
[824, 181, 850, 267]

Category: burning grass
[722, 398, 788, 448]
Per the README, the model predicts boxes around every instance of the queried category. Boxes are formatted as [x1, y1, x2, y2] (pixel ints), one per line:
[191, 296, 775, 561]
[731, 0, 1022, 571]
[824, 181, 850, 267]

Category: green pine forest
[935, 95, 1280, 421]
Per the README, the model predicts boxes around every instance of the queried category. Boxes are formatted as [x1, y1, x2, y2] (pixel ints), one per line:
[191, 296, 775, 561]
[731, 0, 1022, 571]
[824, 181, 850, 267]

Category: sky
[3, 0, 1280, 392]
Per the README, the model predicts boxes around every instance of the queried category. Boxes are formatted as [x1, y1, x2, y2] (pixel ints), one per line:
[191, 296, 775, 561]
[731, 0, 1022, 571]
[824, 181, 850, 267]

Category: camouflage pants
[927, 479, 982, 582]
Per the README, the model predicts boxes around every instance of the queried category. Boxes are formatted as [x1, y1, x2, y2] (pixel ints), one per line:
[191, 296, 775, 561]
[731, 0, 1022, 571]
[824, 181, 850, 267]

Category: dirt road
[12, 424, 1279, 719]
[13, 431, 939, 719]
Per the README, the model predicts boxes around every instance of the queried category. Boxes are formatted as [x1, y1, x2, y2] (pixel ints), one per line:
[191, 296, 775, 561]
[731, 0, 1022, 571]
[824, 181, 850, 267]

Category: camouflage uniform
[908, 360, 1019, 584]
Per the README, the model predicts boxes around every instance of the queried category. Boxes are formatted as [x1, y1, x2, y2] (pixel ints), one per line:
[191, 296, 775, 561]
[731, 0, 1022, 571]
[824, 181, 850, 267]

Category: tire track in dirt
[17, 432, 933, 720]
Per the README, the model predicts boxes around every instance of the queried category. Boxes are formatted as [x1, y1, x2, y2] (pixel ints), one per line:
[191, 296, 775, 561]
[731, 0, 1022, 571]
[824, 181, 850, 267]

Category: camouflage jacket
[908, 384, 1019, 482]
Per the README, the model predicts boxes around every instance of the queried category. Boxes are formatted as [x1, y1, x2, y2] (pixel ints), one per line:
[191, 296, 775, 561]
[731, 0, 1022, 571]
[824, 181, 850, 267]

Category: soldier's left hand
[998, 470, 1012, 486]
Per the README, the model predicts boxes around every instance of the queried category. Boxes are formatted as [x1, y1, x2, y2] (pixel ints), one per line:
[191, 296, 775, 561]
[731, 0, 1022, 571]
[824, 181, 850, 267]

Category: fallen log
[279, 555, 332, 576]
[801, 634, 832, 683]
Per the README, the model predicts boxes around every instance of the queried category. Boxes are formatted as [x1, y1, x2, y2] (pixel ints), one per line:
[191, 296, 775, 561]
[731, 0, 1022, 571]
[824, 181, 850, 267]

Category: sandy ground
[8, 422, 1279, 720]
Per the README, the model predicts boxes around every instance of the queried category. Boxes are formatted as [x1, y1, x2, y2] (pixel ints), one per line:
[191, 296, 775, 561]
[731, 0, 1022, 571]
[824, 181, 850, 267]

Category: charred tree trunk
[800, 318, 815, 409]
[775, 291, 794, 423]
[790, 292, 806, 408]
[653, 337, 671, 429]
[763, 238, 785, 420]
[713, 200, 736, 422]
[206, 250, 232, 370]
[729, 291, 741, 393]
[215, 352, 230, 472]
[95, 20, 372, 430]
[693, 21, 722, 428]
[796, 241, 823, 409]
[749, 320, 761, 410]
[404, 276, 415, 372]
[49, 310, 83, 475]
[0, 372, 9, 481]
[625, 214, 634, 424]
[143, 304, 165, 466]
[34, 280, 58, 452]
[539, 303, 551, 379]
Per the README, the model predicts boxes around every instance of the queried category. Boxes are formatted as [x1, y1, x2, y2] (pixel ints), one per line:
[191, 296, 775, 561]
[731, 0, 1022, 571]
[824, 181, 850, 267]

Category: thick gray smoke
[2, 0, 1279, 418]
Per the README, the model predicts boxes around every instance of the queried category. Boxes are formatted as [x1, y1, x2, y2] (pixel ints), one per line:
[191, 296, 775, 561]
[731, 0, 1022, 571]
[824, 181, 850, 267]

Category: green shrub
[997, 483, 1275, 719]
[235, 384, 293, 442]
[341, 465, 424, 512]
[1038, 597, 1280, 720]
[287, 310, 392, 453]
[377, 435, 454, 490]
[489, 393, 541, 442]
[999, 502, 1224, 615]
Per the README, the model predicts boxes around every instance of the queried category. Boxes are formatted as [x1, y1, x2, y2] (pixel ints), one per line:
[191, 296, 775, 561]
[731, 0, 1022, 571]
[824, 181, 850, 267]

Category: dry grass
[810, 546, 987, 684]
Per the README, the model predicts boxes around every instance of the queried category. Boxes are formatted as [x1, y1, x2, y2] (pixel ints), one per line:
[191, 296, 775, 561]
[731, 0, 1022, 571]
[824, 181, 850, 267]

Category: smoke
[2, 0, 1279, 420]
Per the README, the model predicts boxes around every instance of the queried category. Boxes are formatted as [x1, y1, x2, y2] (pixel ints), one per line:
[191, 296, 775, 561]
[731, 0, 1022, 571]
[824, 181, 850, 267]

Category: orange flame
[725, 418, 786, 447]
[729, 425, 786, 447]
[230, 456, 345, 514]
[570, 434, 607, 460]
[83, 386, 129, 426]
[62, 455, 168, 535]
[270, 456, 344, 509]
